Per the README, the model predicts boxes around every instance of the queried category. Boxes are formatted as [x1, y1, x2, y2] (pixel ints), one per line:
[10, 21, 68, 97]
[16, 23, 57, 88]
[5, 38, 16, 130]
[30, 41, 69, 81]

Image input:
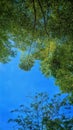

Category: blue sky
[0, 55, 60, 130]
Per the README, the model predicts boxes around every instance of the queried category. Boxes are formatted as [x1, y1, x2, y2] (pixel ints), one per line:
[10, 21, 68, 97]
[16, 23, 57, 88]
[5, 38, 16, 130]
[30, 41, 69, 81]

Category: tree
[0, 0, 73, 94]
[40, 41, 73, 93]
[8, 93, 73, 130]
[0, 41, 16, 63]
[0, 0, 73, 51]
[0, 0, 73, 40]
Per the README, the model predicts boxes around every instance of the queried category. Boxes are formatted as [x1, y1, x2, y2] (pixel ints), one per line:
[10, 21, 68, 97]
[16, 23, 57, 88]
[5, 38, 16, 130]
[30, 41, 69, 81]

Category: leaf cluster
[8, 93, 73, 130]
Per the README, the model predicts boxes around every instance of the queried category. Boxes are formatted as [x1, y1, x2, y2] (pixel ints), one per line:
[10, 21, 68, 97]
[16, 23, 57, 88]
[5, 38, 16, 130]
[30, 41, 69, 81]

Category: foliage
[0, 0, 73, 51]
[40, 41, 73, 93]
[0, 0, 73, 40]
[0, 0, 73, 94]
[8, 93, 73, 130]
[0, 41, 16, 63]
[19, 55, 34, 71]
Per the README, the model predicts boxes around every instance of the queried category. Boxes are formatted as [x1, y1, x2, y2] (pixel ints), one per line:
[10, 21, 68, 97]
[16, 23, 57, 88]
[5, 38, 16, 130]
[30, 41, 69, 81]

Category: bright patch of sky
[0, 54, 60, 130]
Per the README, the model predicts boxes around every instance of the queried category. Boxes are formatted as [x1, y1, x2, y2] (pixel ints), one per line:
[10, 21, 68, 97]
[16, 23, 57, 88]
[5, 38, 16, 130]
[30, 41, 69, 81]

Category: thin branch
[46, 0, 51, 8]
[37, 0, 49, 36]
[32, 0, 36, 30]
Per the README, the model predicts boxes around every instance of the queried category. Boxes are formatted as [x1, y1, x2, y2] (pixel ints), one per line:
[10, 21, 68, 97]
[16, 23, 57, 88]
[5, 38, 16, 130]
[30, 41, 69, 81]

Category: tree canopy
[8, 93, 73, 130]
[0, 0, 73, 94]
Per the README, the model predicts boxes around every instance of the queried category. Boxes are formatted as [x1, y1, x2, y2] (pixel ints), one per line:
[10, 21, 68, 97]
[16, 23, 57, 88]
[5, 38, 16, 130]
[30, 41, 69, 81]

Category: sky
[0, 54, 60, 130]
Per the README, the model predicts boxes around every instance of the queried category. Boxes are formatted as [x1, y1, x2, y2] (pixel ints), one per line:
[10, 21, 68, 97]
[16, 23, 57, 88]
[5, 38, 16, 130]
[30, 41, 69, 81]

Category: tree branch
[32, 0, 36, 30]
[46, 0, 51, 8]
[37, 0, 49, 36]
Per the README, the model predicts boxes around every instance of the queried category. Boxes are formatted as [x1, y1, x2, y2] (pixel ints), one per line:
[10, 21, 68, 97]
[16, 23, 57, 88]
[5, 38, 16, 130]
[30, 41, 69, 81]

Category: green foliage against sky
[40, 41, 73, 93]
[0, 0, 73, 94]
[0, 0, 73, 48]
[8, 93, 73, 130]
[0, 41, 16, 63]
